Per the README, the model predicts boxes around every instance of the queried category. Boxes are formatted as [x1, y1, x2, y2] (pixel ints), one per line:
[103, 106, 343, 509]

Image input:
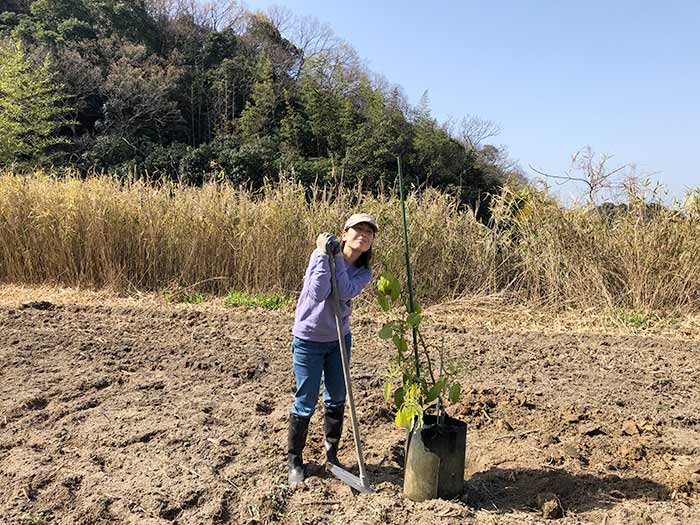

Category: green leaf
[379, 321, 394, 340]
[449, 382, 461, 403]
[426, 380, 444, 403]
[383, 382, 392, 401]
[406, 312, 422, 327]
[392, 334, 407, 355]
[394, 408, 406, 429]
[377, 274, 392, 296]
[419, 378, 429, 397]
[377, 293, 389, 312]
[395, 405, 414, 429]
[393, 387, 405, 409]
[412, 301, 422, 314]
[390, 277, 401, 301]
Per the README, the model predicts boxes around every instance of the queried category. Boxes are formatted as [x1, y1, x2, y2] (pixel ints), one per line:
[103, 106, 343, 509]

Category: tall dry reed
[489, 185, 700, 311]
[0, 171, 698, 312]
[0, 172, 496, 300]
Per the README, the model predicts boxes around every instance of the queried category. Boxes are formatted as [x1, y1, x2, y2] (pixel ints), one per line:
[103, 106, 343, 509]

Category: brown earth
[1, 287, 699, 525]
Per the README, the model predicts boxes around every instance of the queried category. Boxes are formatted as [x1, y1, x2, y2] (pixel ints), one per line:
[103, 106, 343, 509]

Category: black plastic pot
[403, 414, 467, 501]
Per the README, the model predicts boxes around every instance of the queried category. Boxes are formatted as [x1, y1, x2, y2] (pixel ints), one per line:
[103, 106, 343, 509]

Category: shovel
[326, 246, 374, 494]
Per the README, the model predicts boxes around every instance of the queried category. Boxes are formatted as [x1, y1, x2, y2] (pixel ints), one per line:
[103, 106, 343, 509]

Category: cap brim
[346, 220, 378, 233]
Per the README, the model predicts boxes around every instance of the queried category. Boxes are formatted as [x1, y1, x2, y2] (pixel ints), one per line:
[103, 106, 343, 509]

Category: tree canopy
[0, 0, 525, 206]
[0, 36, 72, 164]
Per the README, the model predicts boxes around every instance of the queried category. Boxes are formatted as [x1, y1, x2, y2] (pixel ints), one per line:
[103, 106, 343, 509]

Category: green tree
[278, 88, 303, 160]
[411, 90, 469, 190]
[0, 38, 72, 165]
[97, 41, 183, 142]
[11, 1, 157, 48]
[342, 82, 397, 190]
[238, 51, 276, 143]
[210, 57, 241, 136]
[299, 60, 348, 157]
[13, 0, 96, 45]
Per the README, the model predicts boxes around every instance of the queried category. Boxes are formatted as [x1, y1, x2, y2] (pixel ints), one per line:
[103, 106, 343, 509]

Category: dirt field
[1, 287, 699, 525]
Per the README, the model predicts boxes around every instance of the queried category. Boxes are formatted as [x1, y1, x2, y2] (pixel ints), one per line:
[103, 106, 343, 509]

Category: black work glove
[316, 232, 340, 256]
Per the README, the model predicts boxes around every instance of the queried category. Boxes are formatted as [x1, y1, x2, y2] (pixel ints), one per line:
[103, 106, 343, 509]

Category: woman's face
[342, 222, 375, 252]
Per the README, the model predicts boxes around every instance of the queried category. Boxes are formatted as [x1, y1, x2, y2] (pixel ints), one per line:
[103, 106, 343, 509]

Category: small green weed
[613, 308, 654, 329]
[164, 291, 205, 304]
[263, 472, 291, 519]
[22, 514, 46, 525]
[224, 290, 287, 310]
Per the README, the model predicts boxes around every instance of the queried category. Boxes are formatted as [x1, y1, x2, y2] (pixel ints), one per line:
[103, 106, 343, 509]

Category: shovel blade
[326, 463, 374, 494]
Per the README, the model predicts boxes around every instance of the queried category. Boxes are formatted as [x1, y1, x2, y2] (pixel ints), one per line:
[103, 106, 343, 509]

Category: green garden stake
[397, 156, 420, 379]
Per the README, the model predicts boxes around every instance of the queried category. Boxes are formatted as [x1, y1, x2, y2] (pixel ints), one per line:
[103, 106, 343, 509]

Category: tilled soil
[1, 293, 699, 525]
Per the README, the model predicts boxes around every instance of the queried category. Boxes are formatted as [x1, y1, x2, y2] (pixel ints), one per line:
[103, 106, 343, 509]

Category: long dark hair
[340, 241, 372, 270]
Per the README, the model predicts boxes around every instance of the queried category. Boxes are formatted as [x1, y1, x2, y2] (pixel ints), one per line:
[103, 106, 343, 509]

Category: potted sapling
[379, 156, 467, 501]
[376, 271, 467, 502]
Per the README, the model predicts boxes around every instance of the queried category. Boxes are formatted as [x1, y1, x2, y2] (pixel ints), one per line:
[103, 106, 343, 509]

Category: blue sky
[245, 0, 699, 202]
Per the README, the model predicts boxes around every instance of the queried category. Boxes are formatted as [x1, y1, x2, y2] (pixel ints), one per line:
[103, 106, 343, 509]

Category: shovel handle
[328, 255, 370, 489]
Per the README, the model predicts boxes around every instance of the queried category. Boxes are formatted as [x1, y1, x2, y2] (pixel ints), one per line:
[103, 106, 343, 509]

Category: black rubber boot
[324, 405, 345, 467]
[288, 414, 310, 486]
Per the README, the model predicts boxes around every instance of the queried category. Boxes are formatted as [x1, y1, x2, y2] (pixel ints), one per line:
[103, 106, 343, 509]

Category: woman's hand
[316, 232, 340, 256]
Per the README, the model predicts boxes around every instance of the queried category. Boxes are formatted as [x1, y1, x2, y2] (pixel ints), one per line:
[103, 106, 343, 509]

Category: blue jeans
[290, 334, 352, 418]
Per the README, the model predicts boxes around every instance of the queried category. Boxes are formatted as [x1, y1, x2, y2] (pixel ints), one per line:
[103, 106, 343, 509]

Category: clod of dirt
[20, 301, 56, 310]
[565, 411, 585, 424]
[495, 419, 513, 432]
[563, 442, 580, 458]
[674, 479, 698, 498]
[687, 463, 700, 475]
[255, 400, 273, 415]
[622, 420, 642, 436]
[539, 434, 559, 447]
[620, 442, 646, 461]
[24, 396, 49, 411]
[513, 394, 535, 409]
[546, 449, 565, 466]
[536, 492, 563, 519]
[579, 423, 606, 437]
[158, 490, 204, 521]
[640, 512, 654, 525]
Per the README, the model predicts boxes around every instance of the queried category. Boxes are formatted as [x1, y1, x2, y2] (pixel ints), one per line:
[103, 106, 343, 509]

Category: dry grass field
[1, 172, 698, 311]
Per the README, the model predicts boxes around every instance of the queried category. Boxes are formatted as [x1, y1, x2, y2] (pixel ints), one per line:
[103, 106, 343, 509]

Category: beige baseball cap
[343, 213, 378, 233]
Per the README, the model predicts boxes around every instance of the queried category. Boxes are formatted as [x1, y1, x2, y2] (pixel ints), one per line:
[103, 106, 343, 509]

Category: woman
[287, 213, 378, 485]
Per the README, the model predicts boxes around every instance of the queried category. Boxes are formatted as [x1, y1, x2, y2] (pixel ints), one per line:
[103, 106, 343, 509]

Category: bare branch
[263, 7, 355, 78]
[529, 165, 592, 186]
[291, 14, 336, 59]
[144, 0, 244, 30]
[266, 5, 294, 34]
[529, 146, 631, 204]
[458, 115, 501, 149]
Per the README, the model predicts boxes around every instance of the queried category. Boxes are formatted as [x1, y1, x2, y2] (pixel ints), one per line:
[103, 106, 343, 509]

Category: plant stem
[437, 337, 446, 423]
[416, 328, 436, 385]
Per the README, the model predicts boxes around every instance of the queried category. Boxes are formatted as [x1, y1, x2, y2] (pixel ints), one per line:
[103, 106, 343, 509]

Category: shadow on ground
[464, 467, 669, 514]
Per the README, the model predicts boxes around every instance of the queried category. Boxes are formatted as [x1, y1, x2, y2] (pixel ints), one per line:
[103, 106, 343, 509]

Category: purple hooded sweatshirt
[292, 250, 373, 342]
